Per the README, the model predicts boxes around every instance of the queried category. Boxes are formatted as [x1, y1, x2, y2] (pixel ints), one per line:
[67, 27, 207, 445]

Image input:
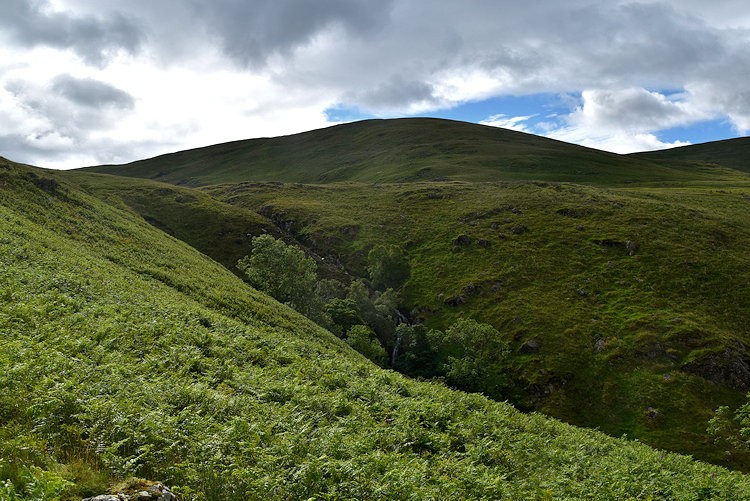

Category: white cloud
[0, 0, 749, 166]
[535, 88, 710, 153]
[480, 114, 536, 133]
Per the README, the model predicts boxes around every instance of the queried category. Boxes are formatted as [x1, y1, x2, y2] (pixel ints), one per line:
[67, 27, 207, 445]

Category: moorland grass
[2, 143, 750, 498]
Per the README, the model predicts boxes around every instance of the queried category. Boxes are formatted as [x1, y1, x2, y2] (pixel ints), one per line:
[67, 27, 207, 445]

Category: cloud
[0, 0, 143, 67]
[0, 0, 749, 166]
[538, 88, 708, 153]
[52, 75, 134, 109]
[185, 0, 394, 68]
[343, 77, 441, 114]
[480, 114, 536, 133]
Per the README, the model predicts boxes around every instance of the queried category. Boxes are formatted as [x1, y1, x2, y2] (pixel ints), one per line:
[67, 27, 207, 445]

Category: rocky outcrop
[682, 343, 750, 390]
[83, 482, 177, 501]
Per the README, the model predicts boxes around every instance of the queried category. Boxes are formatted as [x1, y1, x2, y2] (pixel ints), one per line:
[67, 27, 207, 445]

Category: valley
[2, 118, 750, 498]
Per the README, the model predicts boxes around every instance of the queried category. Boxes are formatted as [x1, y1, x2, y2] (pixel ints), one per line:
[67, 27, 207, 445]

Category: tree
[442, 318, 509, 398]
[367, 244, 410, 291]
[346, 325, 388, 367]
[346, 279, 400, 349]
[237, 235, 317, 315]
[323, 298, 362, 337]
[391, 324, 442, 377]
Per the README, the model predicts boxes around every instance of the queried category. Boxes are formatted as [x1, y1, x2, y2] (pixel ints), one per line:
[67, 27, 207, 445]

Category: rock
[682, 344, 750, 390]
[520, 338, 541, 354]
[498, 233, 507, 240]
[452, 234, 472, 246]
[576, 288, 588, 297]
[556, 207, 590, 218]
[444, 295, 466, 307]
[646, 407, 659, 420]
[576, 224, 586, 231]
[597, 239, 636, 255]
[477, 238, 491, 248]
[625, 240, 637, 255]
[83, 483, 178, 501]
[510, 224, 528, 235]
[462, 283, 482, 296]
[594, 339, 606, 353]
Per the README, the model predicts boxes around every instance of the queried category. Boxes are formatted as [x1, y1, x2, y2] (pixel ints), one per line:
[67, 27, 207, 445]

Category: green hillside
[2, 160, 750, 497]
[631, 137, 750, 173]
[202, 178, 750, 467]
[85, 118, 744, 186]
[71, 121, 750, 471]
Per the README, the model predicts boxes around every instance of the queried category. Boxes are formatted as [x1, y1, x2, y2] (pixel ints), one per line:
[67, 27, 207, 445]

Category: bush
[237, 235, 317, 315]
[367, 245, 410, 291]
[442, 318, 509, 399]
[346, 325, 388, 367]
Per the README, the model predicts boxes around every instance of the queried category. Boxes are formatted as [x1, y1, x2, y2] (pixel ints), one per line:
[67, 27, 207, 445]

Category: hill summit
[86, 118, 745, 186]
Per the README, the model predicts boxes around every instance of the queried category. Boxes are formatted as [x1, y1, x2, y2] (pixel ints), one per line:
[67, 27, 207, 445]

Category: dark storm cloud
[186, 0, 394, 66]
[52, 75, 134, 110]
[0, 0, 142, 66]
[346, 77, 439, 111]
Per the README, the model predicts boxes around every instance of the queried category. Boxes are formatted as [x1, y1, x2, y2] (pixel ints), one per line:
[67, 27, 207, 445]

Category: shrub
[237, 235, 317, 315]
[367, 245, 410, 291]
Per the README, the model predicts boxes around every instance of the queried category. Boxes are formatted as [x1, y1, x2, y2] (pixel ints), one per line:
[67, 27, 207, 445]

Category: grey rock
[520, 338, 541, 354]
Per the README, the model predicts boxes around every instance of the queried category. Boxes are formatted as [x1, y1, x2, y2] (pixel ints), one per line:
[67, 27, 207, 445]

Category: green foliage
[202, 176, 750, 467]
[442, 319, 510, 398]
[367, 244, 410, 290]
[345, 325, 388, 367]
[392, 324, 443, 377]
[323, 298, 362, 337]
[237, 235, 317, 315]
[0, 160, 749, 498]
[708, 398, 750, 466]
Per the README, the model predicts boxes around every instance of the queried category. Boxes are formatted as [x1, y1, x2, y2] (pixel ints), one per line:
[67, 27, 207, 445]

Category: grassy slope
[204, 178, 750, 468]
[84, 118, 741, 186]
[631, 137, 750, 173]
[6, 168, 749, 497]
[61, 171, 280, 273]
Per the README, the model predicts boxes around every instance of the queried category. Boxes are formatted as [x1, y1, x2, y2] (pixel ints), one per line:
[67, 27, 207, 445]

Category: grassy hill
[85, 118, 746, 186]
[71, 122, 750, 470]
[4, 161, 750, 498]
[631, 137, 750, 173]
[201, 178, 750, 467]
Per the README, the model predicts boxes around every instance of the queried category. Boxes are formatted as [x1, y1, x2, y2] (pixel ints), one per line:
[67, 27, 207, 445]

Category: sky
[0, 0, 749, 169]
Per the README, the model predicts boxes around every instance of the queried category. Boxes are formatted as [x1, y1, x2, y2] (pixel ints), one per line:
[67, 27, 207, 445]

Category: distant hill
[84, 118, 744, 186]
[631, 137, 750, 172]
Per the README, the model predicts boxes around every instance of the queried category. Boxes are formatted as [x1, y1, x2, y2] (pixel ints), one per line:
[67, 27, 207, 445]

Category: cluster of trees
[238, 235, 510, 399]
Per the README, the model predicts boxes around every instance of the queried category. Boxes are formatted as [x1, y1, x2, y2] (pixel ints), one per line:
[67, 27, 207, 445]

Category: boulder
[682, 345, 750, 390]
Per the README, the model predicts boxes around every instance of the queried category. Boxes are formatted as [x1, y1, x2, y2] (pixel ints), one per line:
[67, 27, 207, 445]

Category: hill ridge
[84, 118, 747, 186]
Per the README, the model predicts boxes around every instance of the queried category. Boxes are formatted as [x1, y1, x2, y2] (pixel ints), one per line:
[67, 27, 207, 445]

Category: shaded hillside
[83, 118, 744, 186]
[7, 162, 749, 497]
[631, 137, 750, 173]
[204, 179, 750, 467]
